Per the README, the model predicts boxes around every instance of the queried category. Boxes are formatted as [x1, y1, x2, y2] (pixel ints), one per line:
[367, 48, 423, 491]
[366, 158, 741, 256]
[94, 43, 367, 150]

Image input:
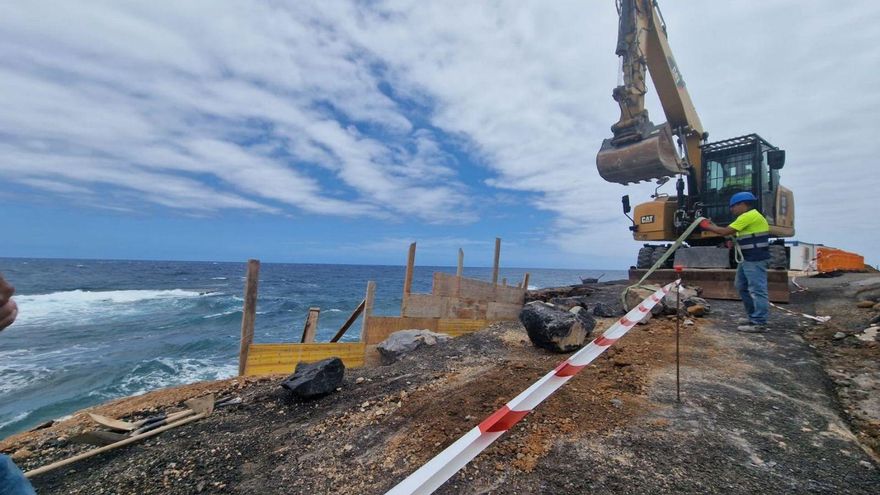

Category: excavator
[596, 0, 796, 301]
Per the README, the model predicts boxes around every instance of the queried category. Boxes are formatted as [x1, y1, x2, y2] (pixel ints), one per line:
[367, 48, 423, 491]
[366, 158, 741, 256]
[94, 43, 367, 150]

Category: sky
[1, 1, 879, 269]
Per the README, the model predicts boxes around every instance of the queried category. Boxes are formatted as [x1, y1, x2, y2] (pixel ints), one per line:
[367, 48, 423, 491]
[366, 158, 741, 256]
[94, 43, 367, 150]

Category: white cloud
[0, 0, 472, 223]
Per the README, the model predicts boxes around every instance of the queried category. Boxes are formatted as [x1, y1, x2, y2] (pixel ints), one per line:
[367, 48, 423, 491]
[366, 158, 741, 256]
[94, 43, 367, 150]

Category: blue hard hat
[729, 191, 757, 207]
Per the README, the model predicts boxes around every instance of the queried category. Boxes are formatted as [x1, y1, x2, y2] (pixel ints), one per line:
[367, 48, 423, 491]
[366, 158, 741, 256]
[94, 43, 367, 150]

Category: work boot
[737, 324, 767, 333]
[736, 317, 750, 325]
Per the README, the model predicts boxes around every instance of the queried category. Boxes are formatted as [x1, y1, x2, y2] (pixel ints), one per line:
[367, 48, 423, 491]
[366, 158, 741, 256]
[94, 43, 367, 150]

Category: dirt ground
[3, 277, 879, 494]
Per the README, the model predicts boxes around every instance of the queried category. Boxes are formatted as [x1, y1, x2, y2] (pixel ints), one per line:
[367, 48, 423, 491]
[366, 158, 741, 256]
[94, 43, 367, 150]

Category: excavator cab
[698, 134, 789, 230]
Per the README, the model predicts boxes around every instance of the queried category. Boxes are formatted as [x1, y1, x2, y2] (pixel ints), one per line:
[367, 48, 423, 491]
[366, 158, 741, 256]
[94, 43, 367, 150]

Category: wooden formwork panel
[486, 301, 524, 320]
[362, 316, 440, 344]
[402, 294, 489, 319]
[244, 342, 366, 376]
[431, 273, 525, 305]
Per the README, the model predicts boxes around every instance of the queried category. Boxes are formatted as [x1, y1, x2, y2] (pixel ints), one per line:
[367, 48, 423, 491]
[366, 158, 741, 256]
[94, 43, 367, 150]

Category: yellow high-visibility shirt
[729, 209, 769, 237]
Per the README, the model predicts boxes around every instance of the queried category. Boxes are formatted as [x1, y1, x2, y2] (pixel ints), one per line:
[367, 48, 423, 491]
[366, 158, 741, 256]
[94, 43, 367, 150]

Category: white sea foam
[326, 308, 342, 313]
[203, 310, 239, 319]
[211, 277, 228, 280]
[0, 411, 31, 430]
[0, 366, 52, 395]
[14, 289, 206, 324]
[112, 358, 238, 397]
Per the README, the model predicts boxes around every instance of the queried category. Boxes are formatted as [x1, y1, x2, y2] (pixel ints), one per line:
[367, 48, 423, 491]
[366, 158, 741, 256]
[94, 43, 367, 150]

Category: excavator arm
[597, 0, 705, 188]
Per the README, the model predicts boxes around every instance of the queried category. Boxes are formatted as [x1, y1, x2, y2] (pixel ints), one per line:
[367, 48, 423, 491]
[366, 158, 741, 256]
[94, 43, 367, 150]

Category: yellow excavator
[596, 0, 795, 301]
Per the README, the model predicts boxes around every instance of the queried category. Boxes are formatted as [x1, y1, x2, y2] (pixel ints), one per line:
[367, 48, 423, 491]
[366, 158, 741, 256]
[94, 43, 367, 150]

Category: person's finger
[0, 300, 17, 331]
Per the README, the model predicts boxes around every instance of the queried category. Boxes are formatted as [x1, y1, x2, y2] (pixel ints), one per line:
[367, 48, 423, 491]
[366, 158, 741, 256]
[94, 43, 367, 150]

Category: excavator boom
[596, 0, 704, 186]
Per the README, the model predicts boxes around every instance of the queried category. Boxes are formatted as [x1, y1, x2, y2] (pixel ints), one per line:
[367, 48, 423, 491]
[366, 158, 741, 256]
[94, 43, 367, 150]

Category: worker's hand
[0, 274, 18, 331]
[699, 219, 713, 230]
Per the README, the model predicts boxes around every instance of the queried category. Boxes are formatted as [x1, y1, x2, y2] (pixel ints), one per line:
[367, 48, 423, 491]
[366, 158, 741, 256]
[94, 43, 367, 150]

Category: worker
[0, 273, 36, 495]
[700, 192, 770, 333]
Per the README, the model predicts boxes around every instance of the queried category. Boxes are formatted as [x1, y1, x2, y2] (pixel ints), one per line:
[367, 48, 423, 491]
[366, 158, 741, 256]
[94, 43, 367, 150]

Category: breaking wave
[14, 289, 208, 324]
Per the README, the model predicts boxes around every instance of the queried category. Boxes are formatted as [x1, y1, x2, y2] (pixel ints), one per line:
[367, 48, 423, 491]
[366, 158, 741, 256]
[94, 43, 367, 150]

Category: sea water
[0, 258, 623, 439]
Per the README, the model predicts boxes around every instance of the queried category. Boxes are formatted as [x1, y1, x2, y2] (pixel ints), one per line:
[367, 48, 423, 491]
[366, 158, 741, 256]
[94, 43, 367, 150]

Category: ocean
[0, 258, 624, 439]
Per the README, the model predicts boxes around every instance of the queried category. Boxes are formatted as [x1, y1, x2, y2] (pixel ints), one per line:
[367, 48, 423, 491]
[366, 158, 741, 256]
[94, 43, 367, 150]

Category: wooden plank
[522, 272, 530, 290]
[330, 299, 365, 342]
[362, 316, 440, 344]
[300, 307, 320, 343]
[401, 294, 446, 318]
[244, 342, 365, 376]
[238, 259, 260, 376]
[402, 294, 491, 320]
[401, 242, 416, 314]
[492, 237, 501, 285]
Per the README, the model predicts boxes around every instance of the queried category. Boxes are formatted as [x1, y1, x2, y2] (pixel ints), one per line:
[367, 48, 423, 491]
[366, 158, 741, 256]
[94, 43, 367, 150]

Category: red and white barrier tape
[769, 302, 830, 323]
[385, 280, 680, 495]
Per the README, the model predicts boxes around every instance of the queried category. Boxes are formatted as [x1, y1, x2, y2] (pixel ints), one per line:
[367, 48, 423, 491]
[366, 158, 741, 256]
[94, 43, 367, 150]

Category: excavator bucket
[596, 123, 684, 185]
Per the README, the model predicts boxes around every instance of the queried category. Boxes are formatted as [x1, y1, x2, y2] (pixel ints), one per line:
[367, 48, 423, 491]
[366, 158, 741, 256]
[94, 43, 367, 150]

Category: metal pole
[674, 265, 682, 403]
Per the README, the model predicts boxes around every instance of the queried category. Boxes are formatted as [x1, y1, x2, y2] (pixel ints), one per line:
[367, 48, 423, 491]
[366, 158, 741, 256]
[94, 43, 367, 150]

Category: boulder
[592, 302, 621, 318]
[519, 302, 596, 353]
[548, 296, 590, 311]
[856, 300, 876, 309]
[870, 314, 880, 326]
[684, 296, 711, 314]
[873, 302, 880, 311]
[687, 305, 707, 317]
[377, 329, 451, 364]
[661, 286, 699, 315]
[625, 286, 665, 324]
[625, 286, 664, 316]
[281, 357, 345, 399]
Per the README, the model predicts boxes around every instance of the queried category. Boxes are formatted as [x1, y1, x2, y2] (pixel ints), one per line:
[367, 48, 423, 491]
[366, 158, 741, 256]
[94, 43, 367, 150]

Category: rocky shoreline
[2, 276, 878, 494]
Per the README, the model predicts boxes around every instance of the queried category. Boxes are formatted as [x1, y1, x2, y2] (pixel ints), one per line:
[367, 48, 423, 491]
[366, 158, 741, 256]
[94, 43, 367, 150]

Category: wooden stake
[457, 248, 464, 277]
[301, 307, 320, 343]
[238, 259, 260, 376]
[360, 281, 376, 342]
[522, 272, 530, 291]
[492, 237, 501, 286]
[330, 299, 365, 342]
[402, 242, 416, 314]
[502, 277, 507, 287]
